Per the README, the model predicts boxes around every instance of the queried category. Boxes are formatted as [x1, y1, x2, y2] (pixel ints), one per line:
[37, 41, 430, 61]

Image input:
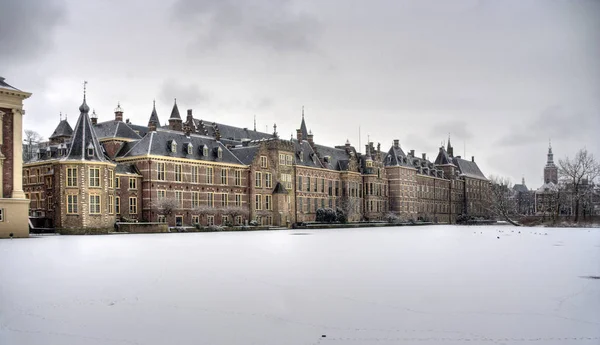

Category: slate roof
[299, 114, 308, 140]
[63, 97, 109, 162]
[93, 120, 142, 141]
[119, 129, 243, 165]
[384, 144, 412, 167]
[313, 144, 351, 171]
[452, 157, 487, 180]
[537, 181, 558, 193]
[229, 146, 261, 165]
[49, 120, 73, 139]
[116, 163, 141, 175]
[194, 119, 274, 142]
[0, 77, 21, 91]
[126, 123, 150, 138]
[292, 139, 323, 169]
[273, 182, 288, 194]
[513, 184, 529, 193]
[434, 147, 453, 165]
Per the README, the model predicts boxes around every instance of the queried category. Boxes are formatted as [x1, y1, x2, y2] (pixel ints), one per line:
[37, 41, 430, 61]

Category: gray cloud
[159, 79, 210, 107]
[0, 0, 66, 66]
[430, 120, 473, 142]
[171, 0, 321, 53]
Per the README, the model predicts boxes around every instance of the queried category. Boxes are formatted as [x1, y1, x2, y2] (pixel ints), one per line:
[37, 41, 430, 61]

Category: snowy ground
[1, 226, 599, 345]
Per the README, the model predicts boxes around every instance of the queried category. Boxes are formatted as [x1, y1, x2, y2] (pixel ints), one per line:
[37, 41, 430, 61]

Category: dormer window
[202, 145, 208, 157]
[169, 140, 177, 153]
[217, 147, 223, 159]
[186, 143, 193, 155]
[87, 142, 94, 157]
[46, 146, 52, 158]
[366, 160, 373, 168]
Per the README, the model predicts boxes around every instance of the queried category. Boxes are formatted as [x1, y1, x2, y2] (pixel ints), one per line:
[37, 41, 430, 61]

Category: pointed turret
[114, 102, 123, 121]
[49, 116, 74, 144]
[543, 139, 558, 184]
[168, 98, 182, 131]
[446, 133, 454, 157]
[299, 106, 308, 141]
[148, 100, 160, 127]
[63, 88, 107, 162]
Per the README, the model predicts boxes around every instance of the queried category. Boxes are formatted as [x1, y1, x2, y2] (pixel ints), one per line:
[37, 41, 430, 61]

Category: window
[221, 169, 228, 185]
[298, 197, 303, 213]
[109, 170, 114, 188]
[175, 191, 183, 207]
[108, 195, 114, 214]
[47, 195, 53, 210]
[260, 156, 268, 168]
[175, 216, 183, 226]
[186, 143, 193, 155]
[192, 191, 200, 208]
[221, 193, 228, 207]
[255, 194, 262, 210]
[192, 215, 200, 224]
[157, 190, 166, 199]
[175, 164, 182, 182]
[321, 178, 325, 193]
[115, 196, 120, 214]
[235, 170, 242, 186]
[157, 163, 166, 180]
[222, 215, 229, 225]
[115, 176, 120, 188]
[265, 173, 272, 188]
[170, 140, 177, 153]
[45, 176, 53, 188]
[217, 147, 223, 159]
[202, 145, 209, 157]
[192, 166, 199, 183]
[67, 167, 77, 187]
[36, 169, 41, 183]
[298, 176, 302, 191]
[235, 194, 242, 206]
[314, 178, 317, 192]
[129, 178, 137, 189]
[24, 170, 29, 185]
[235, 216, 242, 225]
[307, 198, 311, 212]
[281, 173, 292, 190]
[207, 215, 214, 226]
[255, 172, 262, 188]
[207, 192, 214, 207]
[89, 195, 101, 214]
[206, 167, 213, 184]
[158, 215, 167, 223]
[89, 168, 100, 187]
[286, 155, 293, 166]
[67, 195, 78, 214]
[129, 197, 137, 214]
[279, 154, 285, 165]
[265, 195, 272, 210]
[0, 208, 3, 222]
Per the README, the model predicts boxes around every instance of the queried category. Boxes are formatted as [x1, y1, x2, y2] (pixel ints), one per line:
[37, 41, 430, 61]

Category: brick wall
[1, 107, 14, 197]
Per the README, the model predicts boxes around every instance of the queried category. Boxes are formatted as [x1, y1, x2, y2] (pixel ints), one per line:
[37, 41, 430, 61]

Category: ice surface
[1, 226, 599, 345]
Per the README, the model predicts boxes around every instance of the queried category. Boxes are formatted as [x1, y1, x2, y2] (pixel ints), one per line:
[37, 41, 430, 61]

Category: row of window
[254, 194, 273, 210]
[66, 195, 137, 215]
[254, 172, 272, 188]
[158, 163, 245, 186]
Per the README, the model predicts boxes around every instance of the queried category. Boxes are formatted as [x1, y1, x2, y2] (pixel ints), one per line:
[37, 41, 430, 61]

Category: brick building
[24, 93, 492, 230]
[0, 77, 31, 237]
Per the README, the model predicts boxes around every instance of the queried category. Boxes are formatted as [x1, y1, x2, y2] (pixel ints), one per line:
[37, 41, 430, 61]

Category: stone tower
[544, 141, 558, 184]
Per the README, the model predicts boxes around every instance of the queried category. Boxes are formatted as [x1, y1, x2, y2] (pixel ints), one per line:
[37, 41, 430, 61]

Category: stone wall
[1, 107, 14, 197]
[116, 222, 168, 233]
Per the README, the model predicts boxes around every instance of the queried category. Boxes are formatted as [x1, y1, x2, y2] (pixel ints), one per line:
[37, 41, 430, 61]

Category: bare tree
[153, 197, 180, 217]
[23, 130, 43, 161]
[337, 196, 361, 222]
[558, 148, 600, 222]
[488, 175, 521, 226]
[221, 206, 249, 224]
[192, 205, 217, 216]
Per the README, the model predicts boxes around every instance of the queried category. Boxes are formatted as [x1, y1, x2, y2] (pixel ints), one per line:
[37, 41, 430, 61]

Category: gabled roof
[273, 182, 288, 194]
[94, 120, 142, 141]
[62, 97, 109, 162]
[116, 163, 141, 175]
[452, 157, 486, 180]
[126, 123, 150, 138]
[384, 144, 411, 167]
[194, 119, 273, 142]
[537, 181, 558, 193]
[119, 129, 243, 165]
[292, 139, 323, 168]
[313, 144, 351, 171]
[434, 146, 453, 165]
[49, 120, 73, 139]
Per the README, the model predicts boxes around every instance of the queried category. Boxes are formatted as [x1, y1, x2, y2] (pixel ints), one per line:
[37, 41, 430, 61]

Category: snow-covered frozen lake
[1, 226, 599, 345]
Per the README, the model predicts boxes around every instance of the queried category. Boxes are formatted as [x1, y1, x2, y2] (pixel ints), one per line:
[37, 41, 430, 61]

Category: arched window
[186, 143, 193, 155]
[87, 142, 94, 157]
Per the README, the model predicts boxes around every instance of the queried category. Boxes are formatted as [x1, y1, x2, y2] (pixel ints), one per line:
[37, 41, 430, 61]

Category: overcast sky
[1, 0, 599, 187]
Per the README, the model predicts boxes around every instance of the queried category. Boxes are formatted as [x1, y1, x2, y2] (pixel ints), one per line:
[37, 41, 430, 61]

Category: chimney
[183, 125, 191, 137]
[91, 110, 97, 125]
[114, 105, 124, 122]
[296, 129, 302, 141]
[422, 153, 426, 160]
[410, 149, 415, 157]
[186, 109, 193, 124]
[448, 146, 453, 157]
[471, 156, 475, 162]
[377, 143, 381, 152]
[307, 131, 314, 146]
[393, 139, 399, 148]
[149, 121, 157, 132]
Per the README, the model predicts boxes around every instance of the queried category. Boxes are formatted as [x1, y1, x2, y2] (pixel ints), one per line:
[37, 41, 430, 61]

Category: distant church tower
[544, 141, 558, 184]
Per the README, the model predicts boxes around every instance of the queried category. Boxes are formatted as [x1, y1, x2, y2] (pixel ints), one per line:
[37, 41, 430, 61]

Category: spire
[169, 98, 181, 119]
[148, 99, 160, 126]
[78, 81, 90, 114]
[64, 95, 107, 162]
[254, 115, 256, 131]
[547, 139, 554, 165]
[522, 176, 525, 185]
[299, 106, 308, 140]
[273, 123, 277, 137]
[446, 133, 454, 157]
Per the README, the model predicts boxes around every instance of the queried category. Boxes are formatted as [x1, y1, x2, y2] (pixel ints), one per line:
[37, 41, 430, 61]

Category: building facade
[24, 94, 492, 230]
[0, 77, 31, 238]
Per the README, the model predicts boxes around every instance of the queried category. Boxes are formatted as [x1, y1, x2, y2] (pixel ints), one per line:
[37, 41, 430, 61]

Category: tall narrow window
[109, 170, 114, 188]
[115, 176, 120, 188]
[157, 163, 166, 180]
[67, 167, 77, 187]
[255, 172, 262, 188]
[255, 194, 262, 210]
[265, 173, 272, 188]
[192, 166, 199, 183]
[260, 156, 268, 168]
[129, 197, 137, 214]
[235, 170, 242, 186]
[192, 191, 200, 208]
[207, 192, 214, 207]
[265, 195, 272, 210]
[175, 191, 183, 208]
[108, 195, 114, 214]
[157, 190, 166, 199]
[221, 169, 228, 185]
[206, 167, 214, 184]
[89, 195, 101, 214]
[89, 168, 100, 187]
[129, 178, 137, 189]
[115, 196, 120, 214]
[221, 193, 228, 207]
[175, 164, 182, 182]
[235, 194, 242, 206]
